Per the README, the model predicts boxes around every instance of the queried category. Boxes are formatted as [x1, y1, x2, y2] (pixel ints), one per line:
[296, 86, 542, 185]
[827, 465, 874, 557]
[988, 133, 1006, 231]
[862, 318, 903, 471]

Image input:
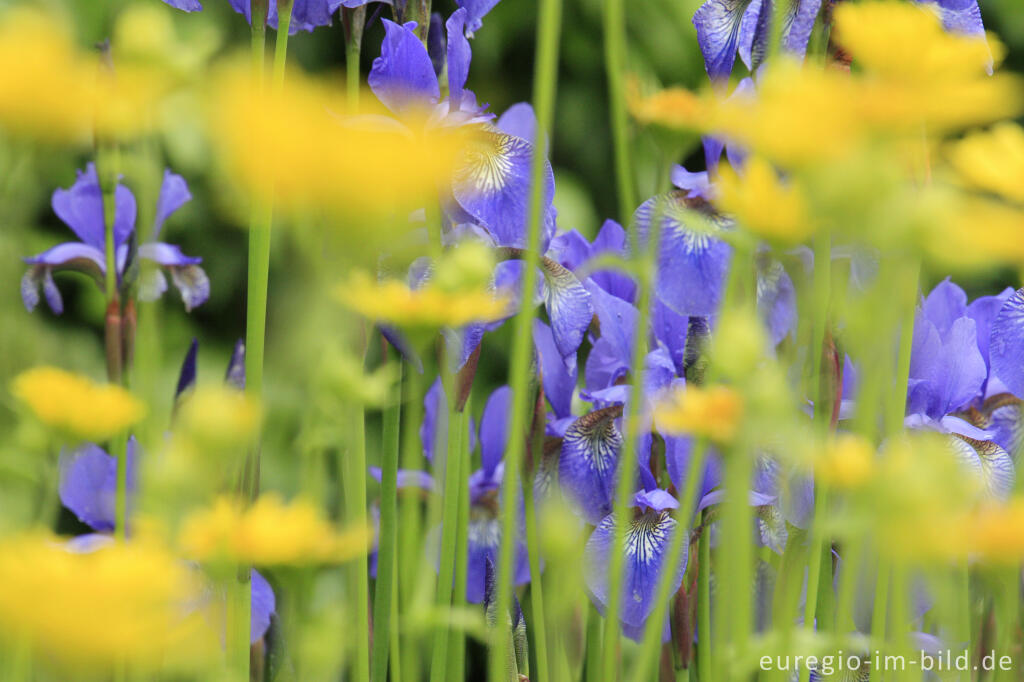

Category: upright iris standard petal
[445, 9, 472, 109]
[153, 169, 193, 239]
[229, 0, 344, 33]
[455, 0, 502, 35]
[480, 386, 512, 478]
[692, 0, 762, 80]
[534, 319, 577, 419]
[589, 220, 636, 303]
[635, 193, 732, 318]
[540, 257, 593, 360]
[250, 569, 276, 644]
[58, 440, 139, 532]
[368, 20, 441, 114]
[907, 315, 986, 419]
[584, 501, 688, 629]
[161, 0, 203, 10]
[653, 299, 689, 376]
[497, 103, 539, 149]
[176, 339, 199, 402]
[452, 131, 555, 249]
[923, 277, 968, 335]
[559, 406, 623, 524]
[756, 258, 797, 345]
[51, 163, 135, 250]
[949, 435, 1015, 500]
[989, 288, 1024, 399]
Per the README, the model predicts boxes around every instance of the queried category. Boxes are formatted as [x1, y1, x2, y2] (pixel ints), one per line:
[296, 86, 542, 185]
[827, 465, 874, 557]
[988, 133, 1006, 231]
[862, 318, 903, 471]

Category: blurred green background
[1, 0, 1023, 498]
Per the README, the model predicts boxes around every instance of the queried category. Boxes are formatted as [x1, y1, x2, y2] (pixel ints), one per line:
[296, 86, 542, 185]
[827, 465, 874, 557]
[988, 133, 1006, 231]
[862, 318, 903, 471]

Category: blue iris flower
[22, 165, 209, 315]
[905, 279, 1015, 499]
[161, 0, 345, 33]
[691, 0, 823, 81]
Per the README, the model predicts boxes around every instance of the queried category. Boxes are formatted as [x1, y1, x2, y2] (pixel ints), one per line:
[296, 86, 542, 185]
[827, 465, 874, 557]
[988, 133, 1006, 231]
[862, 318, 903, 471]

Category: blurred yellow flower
[180, 494, 372, 566]
[925, 195, 1024, 268]
[0, 9, 170, 142]
[0, 533, 212, 670]
[207, 65, 474, 219]
[833, 1, 998, 84]
[947, 123, 1024, 204]
[11, 367, 146, 442]
[966, 498, 1024, 563]
[336, 270, 510, 329]
[815, 434, 875, 489]
[715, 157, 815, 243]
[176, 385, 262, 450]
[654, 385, 744, 443]
[628, 85, 709, 131]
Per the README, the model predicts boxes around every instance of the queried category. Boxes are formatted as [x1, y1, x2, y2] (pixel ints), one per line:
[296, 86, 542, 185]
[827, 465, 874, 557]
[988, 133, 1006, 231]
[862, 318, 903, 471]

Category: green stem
[797, 486, 830, 682]
[371, 357, 402, 682]
[449, 404, 471, 681]
[696, 510, 712, 682]
[603, 0, 635, 222]
[397, 367, 423, 682]
[428, 365, 464, 682]
[522, 465, 551, 682]
[345, 5, 366, 109]
[345, 399, 371, 682]
[871, 562, 890, 682]
[490, 0, 563, 678]
[629, 438, 711, 681]
[584, 604, 603, 682]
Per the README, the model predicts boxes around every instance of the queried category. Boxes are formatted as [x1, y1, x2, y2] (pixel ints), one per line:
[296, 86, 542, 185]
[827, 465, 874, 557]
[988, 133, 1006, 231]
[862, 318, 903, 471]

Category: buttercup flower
[21, 164, 209, 314]
[654, 384, 744, 444]
[11, 367, 146, 442]
[179, 494, 372, 566]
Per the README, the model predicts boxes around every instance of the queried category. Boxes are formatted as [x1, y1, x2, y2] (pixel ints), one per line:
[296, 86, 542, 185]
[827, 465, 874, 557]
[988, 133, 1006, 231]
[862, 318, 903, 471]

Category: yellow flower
[628, 85, 709, 131]
[336, 270, 510, 329]
[966, 498, 1024, 563]
[0, 9, 170, 142]
[654, 385, 744, 443]
[715, 157, 815, 243]
[176, 385, 262, 451]
[0, 533, 213, 670]
[947, 123, 1024, 204]
[833, 1, 997, 84]
[206, 64, 474, 219]
[11, 367, 146, 442]
[815, 434, 875, 489]
[179, 494, 372, 566]
[924, 195, 1024, 269]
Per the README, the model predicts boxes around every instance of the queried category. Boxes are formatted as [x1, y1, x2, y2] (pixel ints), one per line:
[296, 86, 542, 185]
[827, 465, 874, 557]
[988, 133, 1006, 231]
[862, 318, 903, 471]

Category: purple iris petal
[781, 0, 824, 58]
[480, 386, 512, 479]
[226, 339, 247, 389]
[51, 163, 135, 250]
[251, 569, 276, 644]
[652, 298, 689, 376]
[161, 0, 203, 10]
[584, 505, 687, 629]
[369, 466, 436, 491]
[756, 258, 797, 345]
[990, 288, 1024, 399]
[635, 194, 732, 318]
[987, 399, 1024, 457]
[369, 20, 440, 114]
[967, 287, 1013, 382]
[421, 377, 445, 463]
[446, 9, 472, 110]
[229, 0, 344, 33]
[908, 314, 986, 419]
[665, 434, 722, 502]
[692, 0, 763, 80]
[589, 220, 637, 303]
[153, 169, 192, 239]
[452, 131, 555, 249]
[671, 165, 713, 201]
[919, 0, 984, 37]
[534, 319, 577, 419]
[540, 257, 593, 359]
[176, 338, 199, 402]
[455, 0, 502, 35]
[559, 407, 623, 524]
[169, 265, 211, 312]
[497, 103, 548, 156]
[923, 277, 968, 336]
[465, 513, 530, 603]
[58, 439, 139, 532]
[586, 280, 637, 366]
[139, 242, 203, 267]
[633, 488, 679, 511]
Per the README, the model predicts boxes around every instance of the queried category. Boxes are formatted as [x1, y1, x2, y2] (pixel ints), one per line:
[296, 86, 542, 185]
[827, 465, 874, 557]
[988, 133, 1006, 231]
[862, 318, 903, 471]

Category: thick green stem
[398, 368, 423, 682]
[629, 439, 710, 681]
[371, 358, 402, 682]
[522, 467, 551, 682]
[345, 5, 366, 108]
[584, 604, 603, 682]
[449, 405, 471, 681]
[490, 0, 563, 678]
[797, 486, 830, 682]
[603, 0, 635, 222]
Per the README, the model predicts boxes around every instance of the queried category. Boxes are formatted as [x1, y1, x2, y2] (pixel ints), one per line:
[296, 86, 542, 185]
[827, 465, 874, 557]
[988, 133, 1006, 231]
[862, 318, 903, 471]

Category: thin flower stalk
[490, 0, 564, 679]
[603, 0, 635, 223]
